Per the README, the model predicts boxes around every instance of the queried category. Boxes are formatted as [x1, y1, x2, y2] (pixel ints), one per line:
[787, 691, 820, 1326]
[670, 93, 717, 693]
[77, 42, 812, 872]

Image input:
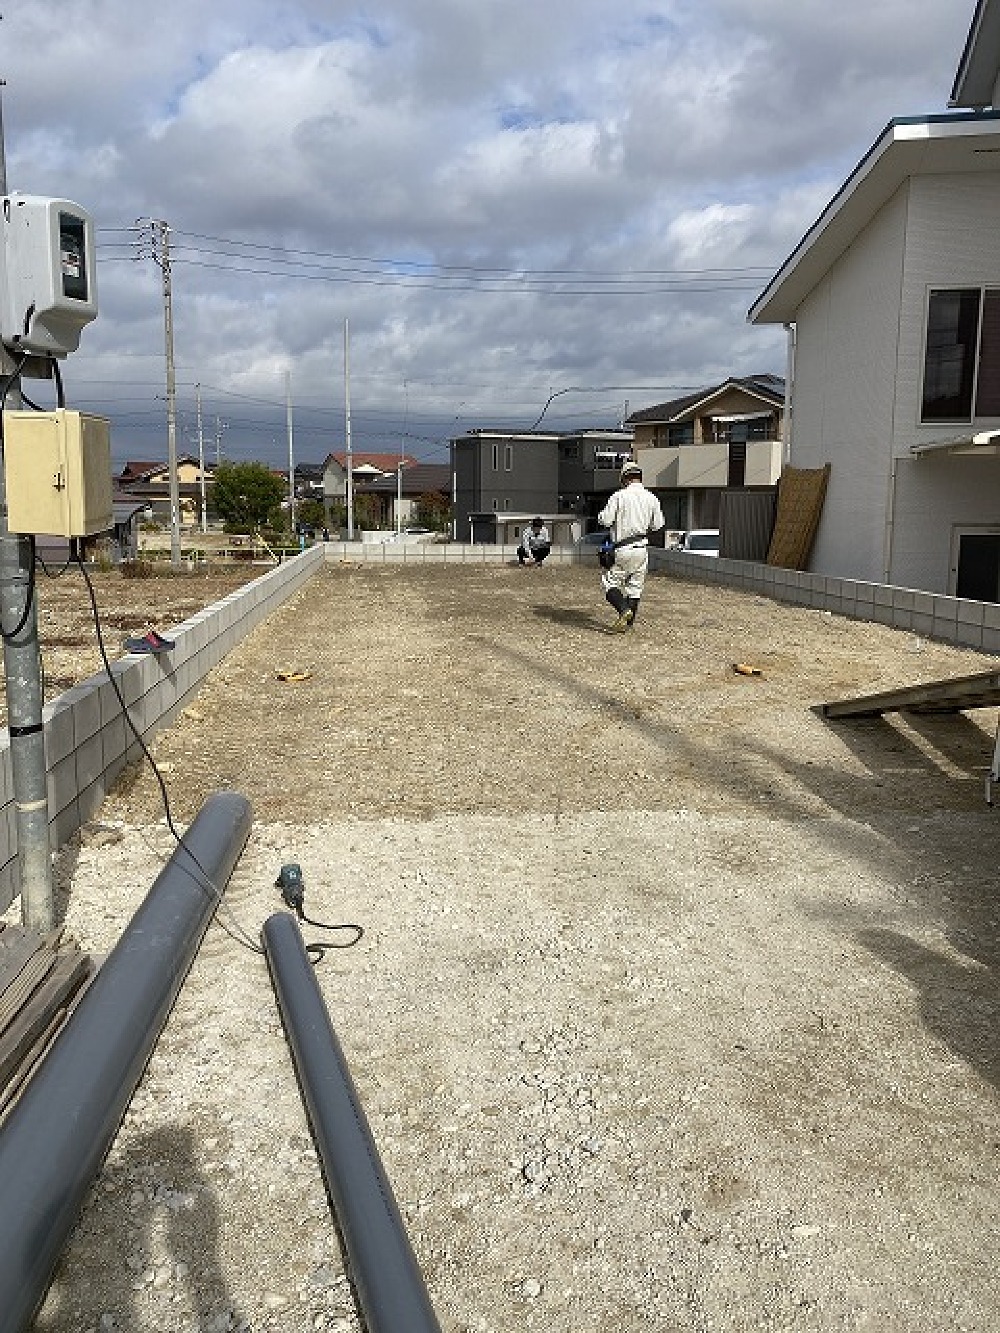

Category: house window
[559, 441, 580, 460]
[504, 443, 513, 471]
[668, 422, 694, 446]
[921, 287, 1000, 421]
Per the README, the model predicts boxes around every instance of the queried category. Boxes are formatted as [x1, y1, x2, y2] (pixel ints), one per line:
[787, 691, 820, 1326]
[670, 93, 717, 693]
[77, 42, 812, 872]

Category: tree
[211, 462, 286, 533]
[414, 491, 452, 531]
[296, 498, 327, 532]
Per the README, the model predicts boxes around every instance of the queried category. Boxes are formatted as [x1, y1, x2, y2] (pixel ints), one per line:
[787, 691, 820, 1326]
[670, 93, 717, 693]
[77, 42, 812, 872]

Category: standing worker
[517, 517, 551, 567]
[598, 462, 665, 631]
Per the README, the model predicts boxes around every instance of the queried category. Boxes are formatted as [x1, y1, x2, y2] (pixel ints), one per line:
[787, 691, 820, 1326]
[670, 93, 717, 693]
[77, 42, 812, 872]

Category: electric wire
[0, 356, 39, 641]
[67, 554, 264, 957]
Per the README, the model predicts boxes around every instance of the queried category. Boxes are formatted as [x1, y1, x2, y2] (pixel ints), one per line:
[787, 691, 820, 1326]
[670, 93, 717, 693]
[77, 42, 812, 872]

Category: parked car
[680, 528, 720, 556]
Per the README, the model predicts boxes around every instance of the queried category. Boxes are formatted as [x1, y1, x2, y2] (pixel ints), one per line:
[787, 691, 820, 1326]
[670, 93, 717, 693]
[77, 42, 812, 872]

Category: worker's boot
[606, 588, 626, 615]
[627, 598, 640, 625]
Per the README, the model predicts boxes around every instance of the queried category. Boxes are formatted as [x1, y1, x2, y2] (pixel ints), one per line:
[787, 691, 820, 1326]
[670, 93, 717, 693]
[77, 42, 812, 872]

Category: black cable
[71, 554, 264, 956]
[275, 865, 364, 965]
[0, 357, 38, 642]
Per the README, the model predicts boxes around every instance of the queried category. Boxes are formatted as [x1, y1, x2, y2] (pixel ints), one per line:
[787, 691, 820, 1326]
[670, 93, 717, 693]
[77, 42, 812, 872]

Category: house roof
[324, 452, 419, 472]
[118, 454, 206, 483]
[354, 463, 451, 494]
[749, 111, 1000, 325]
[951, 0, 1000, 108]
[625, 374, 785, 425]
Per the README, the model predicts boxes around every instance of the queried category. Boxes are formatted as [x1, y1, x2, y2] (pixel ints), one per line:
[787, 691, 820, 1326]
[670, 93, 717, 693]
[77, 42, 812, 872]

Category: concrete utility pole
[285, 369, 296, 536]
[0, 78, 55, 929]
[344, 318, 354, 540]
[152, 220, 182, 568]
[196, 382, 207, 532]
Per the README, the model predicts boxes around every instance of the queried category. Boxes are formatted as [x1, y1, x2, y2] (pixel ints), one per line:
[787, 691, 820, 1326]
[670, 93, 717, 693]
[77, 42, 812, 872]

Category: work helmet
[620, 462, 642, 483]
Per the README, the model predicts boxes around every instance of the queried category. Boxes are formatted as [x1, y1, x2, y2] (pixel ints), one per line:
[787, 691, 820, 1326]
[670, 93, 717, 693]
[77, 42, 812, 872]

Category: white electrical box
[3, 410, 113, 537]
[0, 196, 98, 357]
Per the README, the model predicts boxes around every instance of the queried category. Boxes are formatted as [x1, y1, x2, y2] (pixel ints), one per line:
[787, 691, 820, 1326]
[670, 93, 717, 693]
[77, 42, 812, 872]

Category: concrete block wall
[647, 548, 1000, 654]
[0, 545, 324, 913]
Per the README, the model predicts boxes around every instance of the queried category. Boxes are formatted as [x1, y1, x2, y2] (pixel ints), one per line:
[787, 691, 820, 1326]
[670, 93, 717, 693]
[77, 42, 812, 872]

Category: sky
[0, 0, 981, 472]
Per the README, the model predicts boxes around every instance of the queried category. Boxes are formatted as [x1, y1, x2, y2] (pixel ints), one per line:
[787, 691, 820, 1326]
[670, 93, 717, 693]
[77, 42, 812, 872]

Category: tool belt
[598, 533, 645, 569]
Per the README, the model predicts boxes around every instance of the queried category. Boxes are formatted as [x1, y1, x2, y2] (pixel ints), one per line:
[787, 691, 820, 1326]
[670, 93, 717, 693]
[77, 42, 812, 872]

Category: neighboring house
[293, 461, 326, 499]
[117, 455, 213, 527]
[451, 428, 634, 542]
[748, 3, 1000, 598]
[321, 452, 419, 526]
[628, 375, 785, 530]
[352, 462, 452, 530]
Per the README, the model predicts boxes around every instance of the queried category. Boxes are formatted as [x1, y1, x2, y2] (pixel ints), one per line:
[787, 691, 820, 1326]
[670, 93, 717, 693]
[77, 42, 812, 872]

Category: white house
[749, 2, 1000, 599]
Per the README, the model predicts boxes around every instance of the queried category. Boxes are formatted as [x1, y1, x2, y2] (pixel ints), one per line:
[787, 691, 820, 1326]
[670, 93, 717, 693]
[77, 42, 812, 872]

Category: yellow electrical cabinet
[3, 409, 113, 537]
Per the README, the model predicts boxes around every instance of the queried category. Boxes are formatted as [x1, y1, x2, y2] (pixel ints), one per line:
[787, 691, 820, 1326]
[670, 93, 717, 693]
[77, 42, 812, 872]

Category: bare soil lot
[21, 562, 1000, 1331]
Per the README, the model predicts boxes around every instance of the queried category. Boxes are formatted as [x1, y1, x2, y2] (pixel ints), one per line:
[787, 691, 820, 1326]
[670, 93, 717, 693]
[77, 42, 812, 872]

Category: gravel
[14, 562, 1000, 1331]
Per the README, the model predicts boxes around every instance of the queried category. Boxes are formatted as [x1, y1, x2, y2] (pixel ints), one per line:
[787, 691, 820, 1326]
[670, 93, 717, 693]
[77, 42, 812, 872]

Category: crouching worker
[598, 462, 665, 632]
[518, 516, 551, 566]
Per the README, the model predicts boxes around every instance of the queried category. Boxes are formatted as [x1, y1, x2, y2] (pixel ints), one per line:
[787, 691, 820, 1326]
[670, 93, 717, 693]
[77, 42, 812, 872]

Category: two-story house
[749, 3, 1000, 598]
[450, 428, 634, 543]
[628, 375, 786, 531]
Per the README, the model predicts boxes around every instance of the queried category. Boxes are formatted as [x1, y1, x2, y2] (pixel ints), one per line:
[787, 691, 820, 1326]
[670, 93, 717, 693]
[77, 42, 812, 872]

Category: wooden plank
[0, 952, 92, 1090]
[821, 668, 1000, 719]
[0, 926, 44, 996]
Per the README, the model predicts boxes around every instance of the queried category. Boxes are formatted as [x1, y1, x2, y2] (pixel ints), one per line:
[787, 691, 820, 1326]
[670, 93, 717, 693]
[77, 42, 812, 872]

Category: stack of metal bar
[0, 922, 93, 1122]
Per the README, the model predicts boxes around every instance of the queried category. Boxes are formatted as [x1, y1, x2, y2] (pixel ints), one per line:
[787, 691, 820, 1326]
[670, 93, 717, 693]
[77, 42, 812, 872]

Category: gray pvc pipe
[262, 910, 443, 1333]
[0, 790, 252, 1333]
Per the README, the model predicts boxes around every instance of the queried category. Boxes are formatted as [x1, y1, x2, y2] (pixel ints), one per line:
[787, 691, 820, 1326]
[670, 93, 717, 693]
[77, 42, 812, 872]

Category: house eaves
[748, 111, 1000, 326]
[951, 0, 1000, 108]
[627, 376, 784, 425]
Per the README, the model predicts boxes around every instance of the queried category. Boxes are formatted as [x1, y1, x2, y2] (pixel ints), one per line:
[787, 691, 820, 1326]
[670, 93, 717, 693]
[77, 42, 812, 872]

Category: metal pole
[0, 82, 54, 932]
[196, 381, 207, 533]
[344, 318, 354, 540]
[286, 369, 296, 537]
[0, 791, 252, 1333]
[156, 220, 181, 568]
[262, 912, 442, 1333]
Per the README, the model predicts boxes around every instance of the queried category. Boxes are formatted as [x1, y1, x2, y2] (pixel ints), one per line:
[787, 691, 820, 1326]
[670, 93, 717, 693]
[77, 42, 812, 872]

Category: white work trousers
[601, 544, 649, 600]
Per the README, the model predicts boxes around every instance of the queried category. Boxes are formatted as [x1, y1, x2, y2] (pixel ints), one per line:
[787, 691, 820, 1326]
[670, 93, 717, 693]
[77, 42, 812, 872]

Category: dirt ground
[15, 560, 1000, 1331]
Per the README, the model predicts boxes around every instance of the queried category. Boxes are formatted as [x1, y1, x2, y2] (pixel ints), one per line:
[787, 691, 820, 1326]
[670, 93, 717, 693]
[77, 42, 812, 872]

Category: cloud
[0, 0, 978, 465]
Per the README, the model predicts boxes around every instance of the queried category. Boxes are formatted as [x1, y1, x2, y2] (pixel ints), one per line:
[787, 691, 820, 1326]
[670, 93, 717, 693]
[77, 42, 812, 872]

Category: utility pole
[285, 369, 296, 537]
[0, 78, 55, 929]
[344, 318, 354, 540]
[151, 220, 181, 568]
[196, 382, 207, 533]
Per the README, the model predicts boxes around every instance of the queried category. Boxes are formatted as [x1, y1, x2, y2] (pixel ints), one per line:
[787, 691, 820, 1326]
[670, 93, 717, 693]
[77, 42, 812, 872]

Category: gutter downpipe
[883, 455, 898, 585]
[782, 322, 796, 466]
[0, 791, 253, 1333]
[262, 911, 442, 1333]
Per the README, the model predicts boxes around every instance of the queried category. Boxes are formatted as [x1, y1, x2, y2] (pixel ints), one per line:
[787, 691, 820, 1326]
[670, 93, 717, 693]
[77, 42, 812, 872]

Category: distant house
[747, 3, 1000, 598]
[352, 462, 452, 530]
[628, 374, 785, 531]
[117, 455, 213, 527]
[451, 428, 634, 542]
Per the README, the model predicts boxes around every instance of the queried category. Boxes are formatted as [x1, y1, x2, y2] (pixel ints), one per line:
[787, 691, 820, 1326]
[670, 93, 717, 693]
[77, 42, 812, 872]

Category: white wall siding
[891, 454, 1000, 593]
[895, 173, 1000, 453]
[791, 186, 909, 581]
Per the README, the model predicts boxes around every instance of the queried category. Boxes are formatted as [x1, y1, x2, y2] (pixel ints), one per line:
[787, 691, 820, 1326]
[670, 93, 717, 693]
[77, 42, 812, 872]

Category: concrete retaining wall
[0, 545, 324, 913]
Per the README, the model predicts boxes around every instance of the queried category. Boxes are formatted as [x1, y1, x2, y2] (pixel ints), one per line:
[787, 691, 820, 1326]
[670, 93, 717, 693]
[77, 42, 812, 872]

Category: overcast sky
[1, 0, 979, 470]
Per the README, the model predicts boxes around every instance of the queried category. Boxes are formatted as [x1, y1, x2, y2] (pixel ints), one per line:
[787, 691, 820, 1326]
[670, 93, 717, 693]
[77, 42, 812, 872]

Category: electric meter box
[0, 195, 98, 357]
[3, 410, 113, 537]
